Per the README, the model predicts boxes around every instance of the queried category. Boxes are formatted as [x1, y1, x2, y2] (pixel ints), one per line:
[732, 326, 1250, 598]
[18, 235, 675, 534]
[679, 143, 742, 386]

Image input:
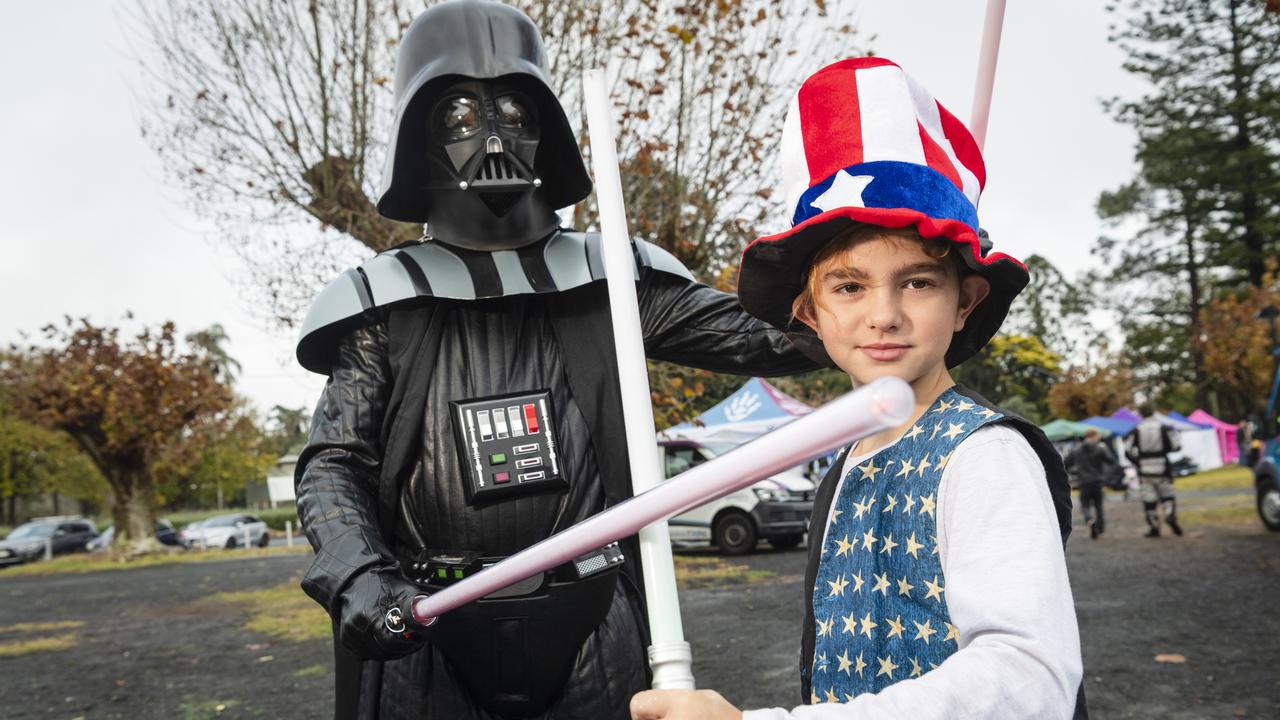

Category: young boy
[630, 57, 1085, 719]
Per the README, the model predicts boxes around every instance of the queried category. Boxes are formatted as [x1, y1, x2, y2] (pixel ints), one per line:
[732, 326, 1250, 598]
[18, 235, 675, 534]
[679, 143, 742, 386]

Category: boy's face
[798, 234, 989, 387]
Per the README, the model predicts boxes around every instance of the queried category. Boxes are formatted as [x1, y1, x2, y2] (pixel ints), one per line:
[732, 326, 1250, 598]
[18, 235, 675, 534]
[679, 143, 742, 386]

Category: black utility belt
[449, 389, 569, 506]
[398, 541, 625, 593]
[399, 542, 627, 719]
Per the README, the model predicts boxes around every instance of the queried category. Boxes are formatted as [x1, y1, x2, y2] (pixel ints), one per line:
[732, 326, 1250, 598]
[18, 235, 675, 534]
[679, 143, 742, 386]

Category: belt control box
[450, 389, 567, 504]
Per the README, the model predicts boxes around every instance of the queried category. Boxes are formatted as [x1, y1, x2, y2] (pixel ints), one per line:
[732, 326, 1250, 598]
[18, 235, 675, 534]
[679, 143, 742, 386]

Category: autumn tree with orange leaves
[1193, 266, 1280, 421]
[1048, 354, 1137, 421]
[2, 319, 233, 548]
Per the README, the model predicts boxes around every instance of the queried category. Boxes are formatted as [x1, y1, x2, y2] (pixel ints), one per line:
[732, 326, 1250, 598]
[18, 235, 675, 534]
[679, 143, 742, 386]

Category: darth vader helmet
[376, 0, 592, 251]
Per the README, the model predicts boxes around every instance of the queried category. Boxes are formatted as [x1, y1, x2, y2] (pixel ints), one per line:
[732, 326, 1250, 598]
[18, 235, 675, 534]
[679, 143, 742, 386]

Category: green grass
[1180, 499, 1260, 527]
[673, 556, 776, 589]
[0, 620, 84, 657]
[212, 582, 331, 643]
[0, 632, 79, 657]
[179, 700, 241, 720]
[1177, 465, 1254, 492]
[0, 543, 311, 578]
[292, 664, 328, 679]
[0, 620, 85, 635]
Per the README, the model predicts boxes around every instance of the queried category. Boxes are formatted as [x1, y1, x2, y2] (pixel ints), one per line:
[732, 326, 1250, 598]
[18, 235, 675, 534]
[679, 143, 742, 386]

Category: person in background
[1124, 403, 1182, 538]
[1238, 418, 1255, 467]
[1065, 428, 1118, 539]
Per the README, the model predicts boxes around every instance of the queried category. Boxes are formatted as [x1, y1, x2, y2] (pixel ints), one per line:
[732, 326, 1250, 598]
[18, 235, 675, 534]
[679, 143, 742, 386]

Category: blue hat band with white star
[792, 161, 979, 233]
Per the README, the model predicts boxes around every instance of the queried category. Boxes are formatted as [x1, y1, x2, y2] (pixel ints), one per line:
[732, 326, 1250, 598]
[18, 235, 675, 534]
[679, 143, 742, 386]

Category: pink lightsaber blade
[412, 376, 913, 624]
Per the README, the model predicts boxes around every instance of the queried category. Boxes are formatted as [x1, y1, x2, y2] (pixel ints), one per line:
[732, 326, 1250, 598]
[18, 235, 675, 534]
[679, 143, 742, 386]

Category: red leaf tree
[3, 319, 233, 547]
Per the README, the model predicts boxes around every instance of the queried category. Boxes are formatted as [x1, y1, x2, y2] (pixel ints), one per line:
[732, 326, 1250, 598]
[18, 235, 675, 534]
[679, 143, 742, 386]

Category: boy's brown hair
[790, 224, 964, 329]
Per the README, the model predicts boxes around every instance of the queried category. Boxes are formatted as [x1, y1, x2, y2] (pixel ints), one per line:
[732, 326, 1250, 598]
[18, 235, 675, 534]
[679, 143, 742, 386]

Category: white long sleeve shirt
[743, 424, 1082, 719]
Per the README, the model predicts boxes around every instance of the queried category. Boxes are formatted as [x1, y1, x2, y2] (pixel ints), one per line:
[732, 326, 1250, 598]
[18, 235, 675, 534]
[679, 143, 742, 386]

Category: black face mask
[420, 79, 561, 251]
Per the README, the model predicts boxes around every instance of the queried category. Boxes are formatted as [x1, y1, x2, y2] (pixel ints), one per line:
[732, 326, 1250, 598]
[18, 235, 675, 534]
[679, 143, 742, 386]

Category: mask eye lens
[496, 95, 532, 129]
[438, 97, 480, 136]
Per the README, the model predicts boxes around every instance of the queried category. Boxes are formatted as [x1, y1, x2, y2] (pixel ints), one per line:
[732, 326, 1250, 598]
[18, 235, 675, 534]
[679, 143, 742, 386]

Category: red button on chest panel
[523, 403, 539, 434]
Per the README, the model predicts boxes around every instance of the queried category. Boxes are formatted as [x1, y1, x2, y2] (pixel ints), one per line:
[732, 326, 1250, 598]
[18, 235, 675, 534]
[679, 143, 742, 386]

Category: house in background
[244, 454, 298, 510]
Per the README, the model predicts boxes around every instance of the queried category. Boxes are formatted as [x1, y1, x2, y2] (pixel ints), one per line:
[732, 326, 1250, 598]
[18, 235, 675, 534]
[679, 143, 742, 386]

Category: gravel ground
[1, 492, 1277, 719]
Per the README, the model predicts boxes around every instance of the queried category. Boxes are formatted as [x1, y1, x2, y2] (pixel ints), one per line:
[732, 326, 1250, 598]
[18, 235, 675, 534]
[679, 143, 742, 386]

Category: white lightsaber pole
[581, 66, 694, 689]
[411, 377, 913, 624]
[970, 0, 1007, 151]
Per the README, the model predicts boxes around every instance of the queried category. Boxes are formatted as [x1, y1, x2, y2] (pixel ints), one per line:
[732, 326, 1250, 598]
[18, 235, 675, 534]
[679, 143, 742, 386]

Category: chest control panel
[449, 389, 568, 504]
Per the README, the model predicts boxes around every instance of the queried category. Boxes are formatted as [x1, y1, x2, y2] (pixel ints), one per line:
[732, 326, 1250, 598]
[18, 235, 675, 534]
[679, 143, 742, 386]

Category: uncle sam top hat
[738, 57, 1029, 368]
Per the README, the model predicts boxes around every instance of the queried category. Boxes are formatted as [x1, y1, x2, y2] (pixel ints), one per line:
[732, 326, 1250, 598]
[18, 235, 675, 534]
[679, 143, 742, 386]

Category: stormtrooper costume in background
[1124, 415, 1183, 537]
[292, 2, 814, 719]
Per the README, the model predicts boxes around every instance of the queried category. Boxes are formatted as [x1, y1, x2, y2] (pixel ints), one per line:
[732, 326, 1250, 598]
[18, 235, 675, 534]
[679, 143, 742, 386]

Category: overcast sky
[0, 1, 1144, 417]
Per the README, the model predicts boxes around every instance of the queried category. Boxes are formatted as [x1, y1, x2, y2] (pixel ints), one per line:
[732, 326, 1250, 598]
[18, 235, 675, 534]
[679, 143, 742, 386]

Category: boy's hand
[630, 689, 743, 720]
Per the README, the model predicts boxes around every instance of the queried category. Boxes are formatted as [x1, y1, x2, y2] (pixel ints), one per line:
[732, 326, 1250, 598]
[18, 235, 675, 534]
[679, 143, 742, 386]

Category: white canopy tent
[1154, 412, 1223, 472]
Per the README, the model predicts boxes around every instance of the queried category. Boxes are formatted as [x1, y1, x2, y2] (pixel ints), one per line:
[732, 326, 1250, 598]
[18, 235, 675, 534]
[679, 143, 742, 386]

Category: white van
[659, 438, 816, 555]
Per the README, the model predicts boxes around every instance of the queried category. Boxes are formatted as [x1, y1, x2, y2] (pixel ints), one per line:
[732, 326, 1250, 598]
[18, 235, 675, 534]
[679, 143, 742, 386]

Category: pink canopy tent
[1186, 409, 1239, 464]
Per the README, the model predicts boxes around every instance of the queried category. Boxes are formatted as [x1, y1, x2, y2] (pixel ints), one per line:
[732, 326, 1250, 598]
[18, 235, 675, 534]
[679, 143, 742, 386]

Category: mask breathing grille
[478, 154, 520, 182]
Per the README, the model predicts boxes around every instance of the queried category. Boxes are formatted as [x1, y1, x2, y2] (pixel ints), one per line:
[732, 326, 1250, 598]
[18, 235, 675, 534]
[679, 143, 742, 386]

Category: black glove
[337, 566, 431, 660]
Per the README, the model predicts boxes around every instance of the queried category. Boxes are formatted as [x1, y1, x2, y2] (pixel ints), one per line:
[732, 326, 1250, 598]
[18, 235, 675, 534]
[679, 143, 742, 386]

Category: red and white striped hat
[738, 57, 1029, 368]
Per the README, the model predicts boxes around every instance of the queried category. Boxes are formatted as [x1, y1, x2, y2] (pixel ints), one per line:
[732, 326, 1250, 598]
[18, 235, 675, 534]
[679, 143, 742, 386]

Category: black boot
[1163, 499, 1182, 536]
[1143, 502, 1161, 538]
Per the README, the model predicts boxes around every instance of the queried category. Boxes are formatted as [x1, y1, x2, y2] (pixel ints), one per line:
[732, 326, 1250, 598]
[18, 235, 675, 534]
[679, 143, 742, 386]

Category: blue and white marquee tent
[661, 377, 814, 444]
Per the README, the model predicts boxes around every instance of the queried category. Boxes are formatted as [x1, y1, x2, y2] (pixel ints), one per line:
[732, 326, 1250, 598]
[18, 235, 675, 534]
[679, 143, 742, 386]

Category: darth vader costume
[293, 2, 813, 719]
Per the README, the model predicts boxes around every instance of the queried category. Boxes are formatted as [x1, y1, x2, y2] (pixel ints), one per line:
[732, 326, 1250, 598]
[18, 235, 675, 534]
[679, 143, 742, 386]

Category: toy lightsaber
[412, 376, 914, 626]
[970, 0, 1007, 151]
[579, 67, 694, 688]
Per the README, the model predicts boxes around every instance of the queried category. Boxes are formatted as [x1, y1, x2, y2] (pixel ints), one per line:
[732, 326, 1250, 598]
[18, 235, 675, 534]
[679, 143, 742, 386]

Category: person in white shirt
[629, 57, 1086, 720]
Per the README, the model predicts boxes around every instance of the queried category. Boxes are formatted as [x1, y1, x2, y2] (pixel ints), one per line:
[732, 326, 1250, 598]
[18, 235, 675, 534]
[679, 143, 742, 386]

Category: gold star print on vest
[807, 388, 1004, 703]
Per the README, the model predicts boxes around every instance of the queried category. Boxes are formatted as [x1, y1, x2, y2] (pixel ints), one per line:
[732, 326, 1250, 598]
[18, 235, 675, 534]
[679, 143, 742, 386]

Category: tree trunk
[1227, 0, 1266, 286]
[110, 466, 160, 554]
[1183, 202, 1209, 408]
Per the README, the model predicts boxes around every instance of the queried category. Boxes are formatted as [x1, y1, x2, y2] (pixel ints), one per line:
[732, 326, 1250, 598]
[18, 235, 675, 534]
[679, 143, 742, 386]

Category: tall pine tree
[1098, 0, 1280, 406]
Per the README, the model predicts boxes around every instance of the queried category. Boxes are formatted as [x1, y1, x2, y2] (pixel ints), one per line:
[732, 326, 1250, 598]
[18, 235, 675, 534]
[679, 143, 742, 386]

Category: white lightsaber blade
[411, 377, 913, 623]
[970, 0, 1007, 151]
[583, 66, 692, 688]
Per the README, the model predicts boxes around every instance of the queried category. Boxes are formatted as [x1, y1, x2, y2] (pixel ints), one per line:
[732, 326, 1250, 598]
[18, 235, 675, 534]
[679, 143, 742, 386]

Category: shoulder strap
[376, 303, 446, 539]
[799, 451, 849, 703]
[544, 283, 633, 508]
[544, 283, 650, 644]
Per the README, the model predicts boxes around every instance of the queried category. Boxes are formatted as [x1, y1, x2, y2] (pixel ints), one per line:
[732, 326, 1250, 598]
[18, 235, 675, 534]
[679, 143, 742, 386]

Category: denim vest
[807, 387, 1002, 703]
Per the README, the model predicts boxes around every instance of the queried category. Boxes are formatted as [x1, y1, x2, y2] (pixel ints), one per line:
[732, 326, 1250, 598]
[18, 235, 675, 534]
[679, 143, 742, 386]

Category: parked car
[179, 513, 271, 549]
[1254, 437, 1280, 532]
[1169, 456, 1199, 478]
[85, 519, 182, 551]
[0, 517, 97, 567]
[659, 439, 815, 555]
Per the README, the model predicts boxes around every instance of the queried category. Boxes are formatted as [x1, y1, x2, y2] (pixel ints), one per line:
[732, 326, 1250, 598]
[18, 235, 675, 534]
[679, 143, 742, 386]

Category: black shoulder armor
[296, 231, 694, 374]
